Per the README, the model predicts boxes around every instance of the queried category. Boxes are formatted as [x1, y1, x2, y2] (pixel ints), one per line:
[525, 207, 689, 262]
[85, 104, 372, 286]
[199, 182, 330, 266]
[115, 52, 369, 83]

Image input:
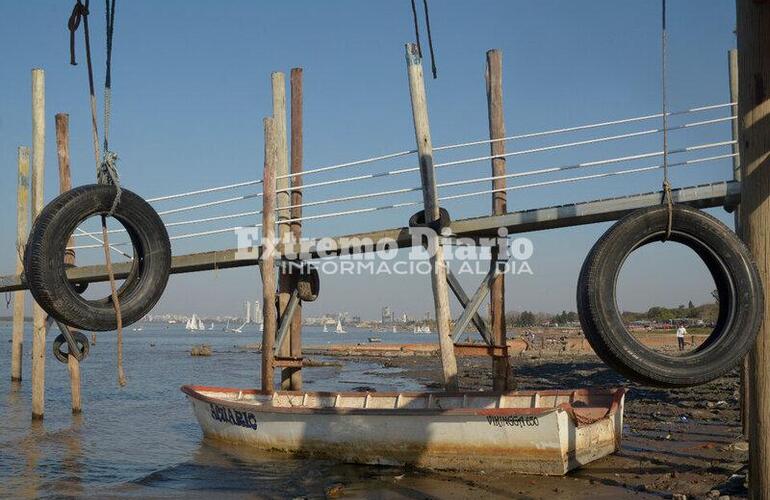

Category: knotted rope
[69, 0, 126, 386]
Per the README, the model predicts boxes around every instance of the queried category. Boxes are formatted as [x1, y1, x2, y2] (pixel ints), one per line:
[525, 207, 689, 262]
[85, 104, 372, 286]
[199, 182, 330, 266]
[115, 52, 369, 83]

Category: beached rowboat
[183, 386, 625, 475]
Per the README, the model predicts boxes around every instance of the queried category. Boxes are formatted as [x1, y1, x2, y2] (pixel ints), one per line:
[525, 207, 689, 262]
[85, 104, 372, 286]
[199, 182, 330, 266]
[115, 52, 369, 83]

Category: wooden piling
[272, 72, 293, 390]
[405, 43, 459, 391]
[728, 49, 749, 438]
[261, 117, 278, 393]
[736, 2, 770, 498]
[30, 68, 46, 420]
[485, 49, 510, 391]
[56, 113, 81, 414]
[288, 67, 303, 390]
[11, 147, 30, 385]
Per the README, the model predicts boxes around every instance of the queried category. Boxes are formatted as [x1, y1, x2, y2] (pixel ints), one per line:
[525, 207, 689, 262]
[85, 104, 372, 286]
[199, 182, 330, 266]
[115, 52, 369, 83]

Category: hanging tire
[24, 184, 171, 332]
[53, 331, 90, 363]
[577, 204, 764, 387]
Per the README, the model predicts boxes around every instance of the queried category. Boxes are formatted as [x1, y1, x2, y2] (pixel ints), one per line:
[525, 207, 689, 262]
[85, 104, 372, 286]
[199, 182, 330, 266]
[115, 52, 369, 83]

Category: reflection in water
[0, 324, 428, 498]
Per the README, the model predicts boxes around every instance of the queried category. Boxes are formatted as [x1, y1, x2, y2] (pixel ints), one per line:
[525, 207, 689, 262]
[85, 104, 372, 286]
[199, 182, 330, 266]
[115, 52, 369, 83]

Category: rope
[67, 151, 736, 249]
[69, 0, 125, 385]
[134, 103, 733, 206]
[439, 153, 737, 203]
[136, 114, 736, 218]
[433, 116, 736, 170]
[422, 0, 437, 79]
[660, 0, 673, 240]
[76, 227, 131, 257]
[72, 138, 736, 242]
[68, 0, 89, 65]
[434, 103, 736, 152]
[101, 216, 126, 386]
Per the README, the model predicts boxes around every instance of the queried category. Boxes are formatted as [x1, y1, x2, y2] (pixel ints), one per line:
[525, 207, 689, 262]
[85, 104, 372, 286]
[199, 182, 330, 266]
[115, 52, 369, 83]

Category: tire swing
[25, 185, 171, 332]
[577, 204, 763, 387]
[576, 0, 764, 387]
[24, 0, 171, 333]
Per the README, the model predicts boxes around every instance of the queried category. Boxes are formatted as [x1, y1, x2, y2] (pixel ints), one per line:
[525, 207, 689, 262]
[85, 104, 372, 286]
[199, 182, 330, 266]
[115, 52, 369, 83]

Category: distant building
[381, 306, 394, 324]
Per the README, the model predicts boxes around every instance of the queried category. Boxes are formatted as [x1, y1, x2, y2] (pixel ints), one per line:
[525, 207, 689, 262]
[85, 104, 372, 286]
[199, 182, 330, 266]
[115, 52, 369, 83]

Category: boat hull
[183, 386, 624, 475]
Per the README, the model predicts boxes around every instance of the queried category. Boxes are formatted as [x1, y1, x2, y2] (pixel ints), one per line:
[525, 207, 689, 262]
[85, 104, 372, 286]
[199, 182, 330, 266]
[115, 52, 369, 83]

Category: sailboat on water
[335, 319, 346, 334]
[186, 314, 206, 332]
[323, 323, 328, 333]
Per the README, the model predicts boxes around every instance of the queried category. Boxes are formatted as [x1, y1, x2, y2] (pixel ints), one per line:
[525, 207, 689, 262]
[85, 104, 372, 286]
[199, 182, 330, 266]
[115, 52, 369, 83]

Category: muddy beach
[296, 344, 749, 499]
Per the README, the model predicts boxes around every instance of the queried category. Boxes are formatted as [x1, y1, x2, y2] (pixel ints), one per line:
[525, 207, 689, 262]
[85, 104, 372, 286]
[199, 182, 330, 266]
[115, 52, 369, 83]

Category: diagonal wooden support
[275, 288, 300, 355]
[446, 269, 493, 345]
[449, 255, 506, 344]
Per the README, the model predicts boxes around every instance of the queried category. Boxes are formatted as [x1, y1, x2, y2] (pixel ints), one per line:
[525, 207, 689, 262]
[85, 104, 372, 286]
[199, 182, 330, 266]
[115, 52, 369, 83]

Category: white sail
[197, 318, 205, 330]
[245, 301, 251, 324]
[323, 324, 328, 333]
[335, 319, 345, 334]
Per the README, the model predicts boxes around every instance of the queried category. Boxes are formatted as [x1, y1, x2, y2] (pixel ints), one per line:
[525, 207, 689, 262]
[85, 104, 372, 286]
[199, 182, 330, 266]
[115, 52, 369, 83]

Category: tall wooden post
[56, 113, 82, 414]
[288, 67, 304, 390]
[30, 68, 46, 420]
[272, 72, 293, 390]
[486, 49, 510, 391]
[11, 146, 30, 385]
[736, 2, 770, 498]
[728, 49, 749, 438]
[405, 43, 459, 391]
[261, 117, 278, 393]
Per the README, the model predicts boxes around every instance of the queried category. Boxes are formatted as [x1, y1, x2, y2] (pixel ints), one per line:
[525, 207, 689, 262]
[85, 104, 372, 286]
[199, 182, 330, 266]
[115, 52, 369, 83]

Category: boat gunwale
[181, 385, 625, 422]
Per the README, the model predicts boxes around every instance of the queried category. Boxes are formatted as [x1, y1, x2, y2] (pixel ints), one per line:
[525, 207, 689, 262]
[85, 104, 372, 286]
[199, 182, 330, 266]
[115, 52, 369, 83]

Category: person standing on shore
[676, 323, 687, 351]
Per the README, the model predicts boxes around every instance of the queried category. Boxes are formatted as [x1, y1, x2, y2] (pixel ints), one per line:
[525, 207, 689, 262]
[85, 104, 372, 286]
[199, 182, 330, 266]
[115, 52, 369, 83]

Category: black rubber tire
[408, 207, 451, 234]
[577, 204, 764, 388]
[53, 331, 90, 363]
[24, 184, 171, 332]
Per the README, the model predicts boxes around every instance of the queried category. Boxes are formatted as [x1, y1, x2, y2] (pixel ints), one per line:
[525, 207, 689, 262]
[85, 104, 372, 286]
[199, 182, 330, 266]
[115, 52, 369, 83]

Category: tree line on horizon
[503, 300, 718, 328]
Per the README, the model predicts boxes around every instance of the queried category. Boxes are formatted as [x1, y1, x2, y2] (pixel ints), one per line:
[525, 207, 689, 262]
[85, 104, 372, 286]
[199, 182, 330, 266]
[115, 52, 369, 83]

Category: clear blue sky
[0, 1, 738, 319]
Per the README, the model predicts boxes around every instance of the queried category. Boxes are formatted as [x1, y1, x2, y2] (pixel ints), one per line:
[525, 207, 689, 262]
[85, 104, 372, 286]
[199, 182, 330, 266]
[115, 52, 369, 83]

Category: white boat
[392, 326, 397, 334]
[335, 319, 346, 334]
[186, 314, 206, 331]
[209, 322, 215, 331]
[323, 324, 328, 333]
[259, 322, 264, 333]
[182, 386, 625, 475]
[227, 321, 248, 334]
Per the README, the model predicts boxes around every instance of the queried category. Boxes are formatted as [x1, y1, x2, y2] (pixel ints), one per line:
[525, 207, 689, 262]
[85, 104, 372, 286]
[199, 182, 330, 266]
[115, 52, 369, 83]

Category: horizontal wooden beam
[453, 343, 508, 358]
[0, 181, 739, 293]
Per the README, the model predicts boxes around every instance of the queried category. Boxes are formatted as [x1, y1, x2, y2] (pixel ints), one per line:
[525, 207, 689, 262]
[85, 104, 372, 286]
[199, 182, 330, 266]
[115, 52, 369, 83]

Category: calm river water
[0, 322, 441, 498]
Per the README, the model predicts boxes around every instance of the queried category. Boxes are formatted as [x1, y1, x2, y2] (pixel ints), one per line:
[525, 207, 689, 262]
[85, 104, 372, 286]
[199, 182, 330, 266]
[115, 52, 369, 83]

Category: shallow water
[0, 322, 428, 498]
